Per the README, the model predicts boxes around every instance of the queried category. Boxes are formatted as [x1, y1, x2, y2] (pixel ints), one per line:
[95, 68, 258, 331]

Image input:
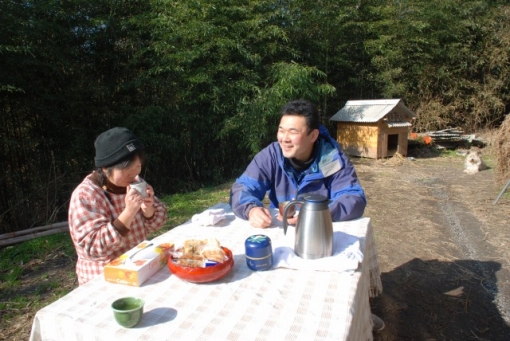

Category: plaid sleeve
[143, 197, 167, 233]
[68, 183, 124, 262]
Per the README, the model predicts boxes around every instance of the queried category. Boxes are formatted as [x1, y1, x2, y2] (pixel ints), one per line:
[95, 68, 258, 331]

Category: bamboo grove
[1, 0, 509, 232]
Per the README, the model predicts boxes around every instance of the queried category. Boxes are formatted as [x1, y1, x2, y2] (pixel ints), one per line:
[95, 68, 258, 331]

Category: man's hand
[247, 206, 273, 228]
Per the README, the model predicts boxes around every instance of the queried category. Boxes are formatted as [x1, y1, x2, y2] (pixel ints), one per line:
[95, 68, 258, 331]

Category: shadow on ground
[372, 258, 510, 341]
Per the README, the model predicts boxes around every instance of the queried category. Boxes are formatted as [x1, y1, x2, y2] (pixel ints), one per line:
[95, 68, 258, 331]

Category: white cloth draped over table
[272, 230, 364, 273]
[30, 203, 383, 341]
[191, 208, 227, 226]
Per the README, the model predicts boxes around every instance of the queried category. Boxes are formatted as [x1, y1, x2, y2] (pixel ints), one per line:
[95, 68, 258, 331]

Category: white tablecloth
[29, 203, 382, 341]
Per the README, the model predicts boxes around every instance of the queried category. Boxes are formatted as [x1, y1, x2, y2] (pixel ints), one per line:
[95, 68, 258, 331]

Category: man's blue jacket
[230, 125, 367, 221]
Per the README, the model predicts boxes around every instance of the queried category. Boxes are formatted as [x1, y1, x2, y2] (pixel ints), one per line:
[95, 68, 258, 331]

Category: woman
[68, 127, 167, 285]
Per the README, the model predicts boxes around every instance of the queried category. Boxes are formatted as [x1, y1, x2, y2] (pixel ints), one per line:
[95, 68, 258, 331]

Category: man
[230, 98, 367, 228]
[230, 99, 385, 332]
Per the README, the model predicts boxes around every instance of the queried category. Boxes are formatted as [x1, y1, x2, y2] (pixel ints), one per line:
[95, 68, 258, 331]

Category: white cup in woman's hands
[130, 180, 147, 197]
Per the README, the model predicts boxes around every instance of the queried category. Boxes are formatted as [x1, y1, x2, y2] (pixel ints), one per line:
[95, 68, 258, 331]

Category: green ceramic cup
[111, 297, 144, 328]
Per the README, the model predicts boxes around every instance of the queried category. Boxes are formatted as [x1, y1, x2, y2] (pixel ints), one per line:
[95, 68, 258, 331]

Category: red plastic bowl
[167, 247, 234, 283]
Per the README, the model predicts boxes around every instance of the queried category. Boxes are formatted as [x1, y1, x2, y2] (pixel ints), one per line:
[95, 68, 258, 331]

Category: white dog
[463, 149, 487, 174]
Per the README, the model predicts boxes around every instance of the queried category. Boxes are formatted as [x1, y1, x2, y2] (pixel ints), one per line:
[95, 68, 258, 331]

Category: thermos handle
[282, 199, 303, 235]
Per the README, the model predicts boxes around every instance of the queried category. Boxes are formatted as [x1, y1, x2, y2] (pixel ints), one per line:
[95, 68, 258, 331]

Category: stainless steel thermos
[282, 194, 334, 259]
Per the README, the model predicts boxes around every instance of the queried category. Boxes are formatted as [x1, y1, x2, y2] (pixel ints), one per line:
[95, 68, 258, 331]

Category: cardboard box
[104, 240, 174, 286]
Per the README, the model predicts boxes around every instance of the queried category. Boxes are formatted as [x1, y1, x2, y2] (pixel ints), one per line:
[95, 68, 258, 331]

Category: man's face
[277, 115, 318, 162]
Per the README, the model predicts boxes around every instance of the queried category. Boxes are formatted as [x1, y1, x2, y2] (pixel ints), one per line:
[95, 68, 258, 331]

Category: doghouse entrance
[387, 134, 398, 155]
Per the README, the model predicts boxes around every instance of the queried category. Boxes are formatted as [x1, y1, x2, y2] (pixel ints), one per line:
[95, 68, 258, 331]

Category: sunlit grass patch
[155, 181, 233, 235]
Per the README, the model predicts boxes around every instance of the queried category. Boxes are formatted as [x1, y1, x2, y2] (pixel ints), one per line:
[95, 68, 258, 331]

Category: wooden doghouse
[330, 99, 415, 159]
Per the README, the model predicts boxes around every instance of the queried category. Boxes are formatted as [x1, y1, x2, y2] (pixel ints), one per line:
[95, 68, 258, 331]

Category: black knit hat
[94, 127, 143, 167]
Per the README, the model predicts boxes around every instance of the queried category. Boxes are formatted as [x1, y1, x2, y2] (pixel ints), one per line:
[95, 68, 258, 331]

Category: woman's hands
[139, 184, 155, 218]
[119, 184, 156, 229]
[125, 186, 144, 212]
[125, 184, 155, 217]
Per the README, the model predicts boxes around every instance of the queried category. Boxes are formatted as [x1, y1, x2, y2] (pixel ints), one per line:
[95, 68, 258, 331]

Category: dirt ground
[358, 141, 510, 341]
[2, 138, 510, 341]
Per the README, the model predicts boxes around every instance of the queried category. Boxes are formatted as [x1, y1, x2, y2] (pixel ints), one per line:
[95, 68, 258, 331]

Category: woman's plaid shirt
[68, 174, 167, 285]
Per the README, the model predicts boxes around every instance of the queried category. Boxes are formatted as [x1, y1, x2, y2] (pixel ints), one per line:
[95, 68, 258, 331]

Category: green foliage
[119, 0, 296, 193]
[220, 62, 336, 155]
[362, 0, 510, 131]
[0, 0, 509, 232]
[0, 0, 155, 231]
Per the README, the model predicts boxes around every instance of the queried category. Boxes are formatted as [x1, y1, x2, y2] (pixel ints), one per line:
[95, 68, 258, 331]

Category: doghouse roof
[330, 99, 415, 123]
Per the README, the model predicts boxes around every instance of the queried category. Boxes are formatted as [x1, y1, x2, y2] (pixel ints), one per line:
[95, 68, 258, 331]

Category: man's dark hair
[280, 99, 320, 134]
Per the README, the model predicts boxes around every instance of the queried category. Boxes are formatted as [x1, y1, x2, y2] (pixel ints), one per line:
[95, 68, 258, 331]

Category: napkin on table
[192, 208, 227, 226]
[272, 231, 363, 274]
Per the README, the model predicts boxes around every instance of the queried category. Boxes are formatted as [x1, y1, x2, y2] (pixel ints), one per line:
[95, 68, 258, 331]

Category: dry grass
[494, 115, 510, 184]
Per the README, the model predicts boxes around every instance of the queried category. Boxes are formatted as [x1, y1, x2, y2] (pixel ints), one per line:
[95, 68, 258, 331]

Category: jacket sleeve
[327, 152, 367, 221]
[230, 147, 275, 220]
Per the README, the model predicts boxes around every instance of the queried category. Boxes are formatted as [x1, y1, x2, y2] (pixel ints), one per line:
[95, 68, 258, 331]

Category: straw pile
[495, 115, 510, 184]
[379, 152, 407, 166]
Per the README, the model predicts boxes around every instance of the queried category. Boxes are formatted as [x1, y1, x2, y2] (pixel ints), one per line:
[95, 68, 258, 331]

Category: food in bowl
[168, 246, 234, 283]
[171, 238, 228, 267]
[167, 238, 233, 282]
